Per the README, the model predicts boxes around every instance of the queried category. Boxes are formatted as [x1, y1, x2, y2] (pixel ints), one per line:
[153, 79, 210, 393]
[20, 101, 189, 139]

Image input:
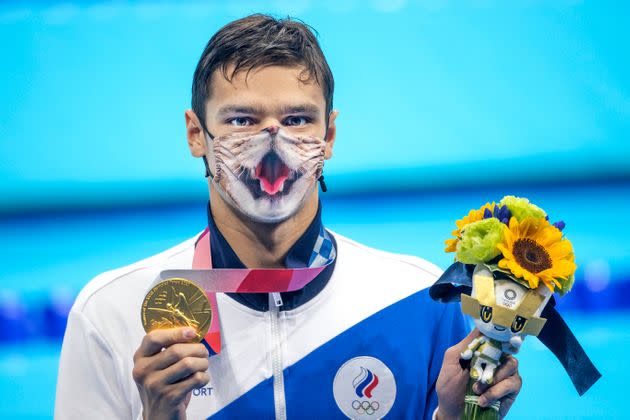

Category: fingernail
[478, 397, 487, 407]
[183, 328, 196, 339]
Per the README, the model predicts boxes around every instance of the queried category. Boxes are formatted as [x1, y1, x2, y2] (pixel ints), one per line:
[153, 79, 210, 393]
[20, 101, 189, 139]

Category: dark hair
[191, 14, 334, 131]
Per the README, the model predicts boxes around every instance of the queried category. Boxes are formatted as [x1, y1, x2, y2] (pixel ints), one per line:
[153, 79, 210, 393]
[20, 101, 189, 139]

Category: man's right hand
[132, 327, 210, 420]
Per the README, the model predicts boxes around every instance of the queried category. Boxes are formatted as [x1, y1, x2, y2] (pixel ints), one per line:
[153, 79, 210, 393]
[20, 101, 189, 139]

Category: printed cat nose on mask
[264, 125, 280, 135]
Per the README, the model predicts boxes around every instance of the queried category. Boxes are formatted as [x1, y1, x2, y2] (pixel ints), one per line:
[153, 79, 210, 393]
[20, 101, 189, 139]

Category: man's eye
[283, 116, 310, 126]
[228, 117, 253, 127]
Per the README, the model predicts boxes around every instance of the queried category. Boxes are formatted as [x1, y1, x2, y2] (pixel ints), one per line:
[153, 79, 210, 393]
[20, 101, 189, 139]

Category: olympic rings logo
[504, 289, 517, 300]
[352, 400, 380, 415]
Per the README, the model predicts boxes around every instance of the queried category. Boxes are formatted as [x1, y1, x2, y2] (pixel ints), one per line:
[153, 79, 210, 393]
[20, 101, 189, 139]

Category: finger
[443, 329, 481, 371]
[473, 380, 489, 396]
[445, 328, 482, 363]
[493, 356, 519, 385]
[167, 371, 211, 405]
[150, 343, 209, 372]
[478, 374, 522, 408]
[133, 343, 208, 386]
[473, 356, 518, 395]
[160, 356, 210, 385]
[135, 327, 197, 359]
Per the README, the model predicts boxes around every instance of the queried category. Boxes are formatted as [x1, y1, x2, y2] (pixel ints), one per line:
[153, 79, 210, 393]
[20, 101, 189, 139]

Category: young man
[55, 14, 522, 419]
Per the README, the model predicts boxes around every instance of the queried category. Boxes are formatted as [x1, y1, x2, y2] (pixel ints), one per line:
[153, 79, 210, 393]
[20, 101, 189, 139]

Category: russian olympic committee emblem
[333, 356, 397, 419]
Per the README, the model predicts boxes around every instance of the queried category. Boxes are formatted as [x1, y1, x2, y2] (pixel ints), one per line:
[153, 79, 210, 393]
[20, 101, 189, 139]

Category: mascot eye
[479, 305, 493, 323]
[511, 315, 527, 333]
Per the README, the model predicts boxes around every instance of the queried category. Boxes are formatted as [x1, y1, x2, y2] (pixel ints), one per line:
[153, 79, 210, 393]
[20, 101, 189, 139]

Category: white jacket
[55, 230, 467, 420]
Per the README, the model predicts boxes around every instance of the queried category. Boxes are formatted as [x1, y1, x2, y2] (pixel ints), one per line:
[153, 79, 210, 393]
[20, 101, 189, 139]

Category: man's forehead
[207, 64, 325, 110]
[211, 62, 315, 86]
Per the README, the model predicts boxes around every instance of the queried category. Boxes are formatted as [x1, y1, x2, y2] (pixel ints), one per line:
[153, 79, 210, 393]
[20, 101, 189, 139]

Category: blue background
[0, 1, 628, 418]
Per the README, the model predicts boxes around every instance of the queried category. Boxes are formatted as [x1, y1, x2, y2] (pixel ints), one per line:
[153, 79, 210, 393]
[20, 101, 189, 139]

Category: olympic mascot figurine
[461, 265, 552, 386]
[430, 196, 601, 420]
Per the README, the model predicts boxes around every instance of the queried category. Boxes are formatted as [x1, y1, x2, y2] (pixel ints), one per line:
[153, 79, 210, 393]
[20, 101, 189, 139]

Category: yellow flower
[496, 216, 577, 292]
[445, 202, 495, 252]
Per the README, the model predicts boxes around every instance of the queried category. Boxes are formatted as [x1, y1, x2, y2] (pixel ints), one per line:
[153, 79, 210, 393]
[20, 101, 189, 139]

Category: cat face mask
[204, 126, 326, 223]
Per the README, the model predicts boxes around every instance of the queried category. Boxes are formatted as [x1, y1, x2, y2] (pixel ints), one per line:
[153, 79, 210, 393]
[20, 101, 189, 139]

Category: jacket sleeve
[55, 308, 133, 419]
[423, 303, 471, 419]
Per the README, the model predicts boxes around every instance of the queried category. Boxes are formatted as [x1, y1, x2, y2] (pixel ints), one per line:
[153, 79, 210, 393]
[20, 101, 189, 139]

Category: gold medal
[141, 278, 212, 342]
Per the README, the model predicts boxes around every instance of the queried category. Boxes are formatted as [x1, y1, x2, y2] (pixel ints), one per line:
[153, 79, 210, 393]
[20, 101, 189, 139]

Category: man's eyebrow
[279, 104, 321, 115]
[216, 105, 266, 116]
[216, 103, 321, 117]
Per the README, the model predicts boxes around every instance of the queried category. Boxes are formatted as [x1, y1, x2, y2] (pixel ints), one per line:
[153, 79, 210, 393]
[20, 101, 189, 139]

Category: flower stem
[462, 379, 500, 420]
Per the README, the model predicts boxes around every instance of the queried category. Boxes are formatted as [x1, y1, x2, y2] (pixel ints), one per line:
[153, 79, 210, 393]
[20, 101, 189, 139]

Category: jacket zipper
[270, 293, 287, 420]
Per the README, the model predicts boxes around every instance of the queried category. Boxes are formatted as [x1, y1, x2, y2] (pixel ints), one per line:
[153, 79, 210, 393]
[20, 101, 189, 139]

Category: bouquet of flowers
[433, 196, 597, 420]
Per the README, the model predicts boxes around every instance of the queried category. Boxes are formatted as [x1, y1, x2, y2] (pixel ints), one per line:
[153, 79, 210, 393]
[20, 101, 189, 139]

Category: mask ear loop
[318, 117, 331, 192]
[203, 156, 213, 179]
[318, 174, 327, 192]
[201, 125, 214, 180]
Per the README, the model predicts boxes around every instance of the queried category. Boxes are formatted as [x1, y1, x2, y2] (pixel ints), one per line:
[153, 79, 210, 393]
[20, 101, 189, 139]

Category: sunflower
[496, 216, 576, 292]
[444, 202, 495, 252]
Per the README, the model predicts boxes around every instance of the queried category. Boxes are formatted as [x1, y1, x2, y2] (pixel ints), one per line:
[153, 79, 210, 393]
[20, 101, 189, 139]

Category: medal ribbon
[158, 226, 336, 354]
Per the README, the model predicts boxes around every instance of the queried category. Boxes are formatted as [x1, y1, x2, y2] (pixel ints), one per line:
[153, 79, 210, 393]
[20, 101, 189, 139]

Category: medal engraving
[141, 278, 212, 342]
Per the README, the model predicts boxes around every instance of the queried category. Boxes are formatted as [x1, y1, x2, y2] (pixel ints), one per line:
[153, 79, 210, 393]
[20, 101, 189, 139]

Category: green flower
[557, 273, 575, 296]
[499, 195, 546, 221]
[456, 218, 504, 264]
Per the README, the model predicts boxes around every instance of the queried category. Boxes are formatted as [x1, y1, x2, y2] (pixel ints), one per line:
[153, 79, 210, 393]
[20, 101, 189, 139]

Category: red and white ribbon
[157, 228, 335, 354]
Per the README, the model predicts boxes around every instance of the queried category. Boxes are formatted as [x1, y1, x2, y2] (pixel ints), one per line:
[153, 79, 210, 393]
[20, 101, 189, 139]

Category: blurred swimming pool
[0, 183, 627, 418]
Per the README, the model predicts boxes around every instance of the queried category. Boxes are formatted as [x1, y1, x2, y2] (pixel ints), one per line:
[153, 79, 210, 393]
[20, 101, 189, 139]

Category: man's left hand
[435, 329, 523, 420]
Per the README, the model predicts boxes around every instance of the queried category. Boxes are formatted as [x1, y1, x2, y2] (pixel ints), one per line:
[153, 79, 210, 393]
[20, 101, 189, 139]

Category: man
[55, 14, 521, 419]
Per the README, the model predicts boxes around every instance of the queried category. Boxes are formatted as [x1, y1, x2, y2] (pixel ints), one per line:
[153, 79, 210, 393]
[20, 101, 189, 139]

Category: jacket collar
[205, 200, 336, 311]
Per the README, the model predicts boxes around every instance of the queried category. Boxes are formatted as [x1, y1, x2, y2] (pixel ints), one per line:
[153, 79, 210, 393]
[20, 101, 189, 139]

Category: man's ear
[185, 109, 207, 158]
[324, 109, 339, 160]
